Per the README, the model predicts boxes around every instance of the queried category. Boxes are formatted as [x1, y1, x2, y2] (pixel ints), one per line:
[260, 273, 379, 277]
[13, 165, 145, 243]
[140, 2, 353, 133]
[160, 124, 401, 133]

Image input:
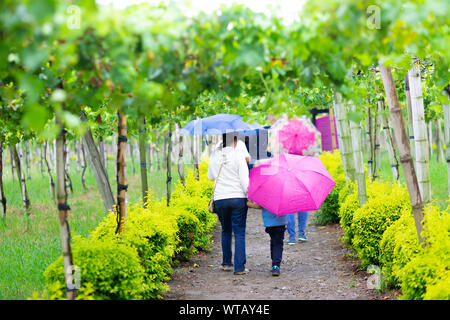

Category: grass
[373, 149, 448, 210]
[0, 155, 182, 300]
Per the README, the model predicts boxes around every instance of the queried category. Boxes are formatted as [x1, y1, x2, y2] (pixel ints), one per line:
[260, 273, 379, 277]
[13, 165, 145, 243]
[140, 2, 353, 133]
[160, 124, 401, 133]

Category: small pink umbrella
[276, 118, 320, 155]
[248, 153, 335, 215]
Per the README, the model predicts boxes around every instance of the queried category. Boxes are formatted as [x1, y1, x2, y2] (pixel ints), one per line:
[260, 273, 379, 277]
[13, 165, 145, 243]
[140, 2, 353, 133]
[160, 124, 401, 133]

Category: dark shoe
[272, 265, 280, 276]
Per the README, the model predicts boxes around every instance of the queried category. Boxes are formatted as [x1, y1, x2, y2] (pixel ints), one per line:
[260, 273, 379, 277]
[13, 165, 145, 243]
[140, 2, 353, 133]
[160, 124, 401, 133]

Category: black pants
[265, 226, 286, 267]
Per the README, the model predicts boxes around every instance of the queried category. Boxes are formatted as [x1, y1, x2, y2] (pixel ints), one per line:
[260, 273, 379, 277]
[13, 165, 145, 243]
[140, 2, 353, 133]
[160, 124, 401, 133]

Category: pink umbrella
[276, 118, 320, 155]
[248, 153, 335, 215]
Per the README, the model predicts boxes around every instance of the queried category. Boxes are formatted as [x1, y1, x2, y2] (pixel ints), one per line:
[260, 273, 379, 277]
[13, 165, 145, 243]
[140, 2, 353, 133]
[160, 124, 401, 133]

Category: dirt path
[164, 209, 394, 300]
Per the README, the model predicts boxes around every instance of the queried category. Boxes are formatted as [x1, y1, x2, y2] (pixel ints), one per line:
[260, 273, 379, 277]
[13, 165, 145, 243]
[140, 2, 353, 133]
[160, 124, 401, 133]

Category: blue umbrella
[178, 114, 261, 136]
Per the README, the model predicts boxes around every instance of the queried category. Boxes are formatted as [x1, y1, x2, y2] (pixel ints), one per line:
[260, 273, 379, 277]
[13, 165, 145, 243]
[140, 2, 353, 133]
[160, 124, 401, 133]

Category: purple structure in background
[315, 115, 339, 151]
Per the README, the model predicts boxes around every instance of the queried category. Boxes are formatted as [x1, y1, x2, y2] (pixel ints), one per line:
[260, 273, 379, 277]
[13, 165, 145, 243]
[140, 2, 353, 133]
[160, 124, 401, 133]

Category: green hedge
[40, 236, 147, 300]
[321, 151, 450, 300]
[33, 161, 216, 300]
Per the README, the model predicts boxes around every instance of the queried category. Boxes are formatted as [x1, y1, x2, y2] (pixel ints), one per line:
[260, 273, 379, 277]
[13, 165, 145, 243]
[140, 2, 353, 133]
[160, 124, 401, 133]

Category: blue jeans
[287, 211, 308, 241]
[214, 198, 248, 273]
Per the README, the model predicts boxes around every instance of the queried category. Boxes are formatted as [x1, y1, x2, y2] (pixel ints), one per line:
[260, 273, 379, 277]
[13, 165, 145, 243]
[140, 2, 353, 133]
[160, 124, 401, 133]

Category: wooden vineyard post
[43, 141, 56, 202]
[348, 101, 368, 207]
[138, 116, 149, 206]
[373, 104, 382, 180]
[366, 106, 374, 178]
[333, 92, 356, 182]
[80, 112, 115, 213]
[177, 123, 185, 186]
[408, 65, 431, 204]
[378, 98, 400, 181]
[98, 137, 106, 171]
[24, 140, 31, 181]
[155, 133, 161, 171]
[0, 141, 6, 219]
[329, 105, 337, 151]
[148, 141, 154, 173]
[80, 140, 87, 191]
[116, 111, 127, 234]
[405, 74, 416, 164]
[11, 144, 31, 215]
[64, 143, 74, 195]
[9, 147, 15, 183]
[443, 88, 450, 198]
[435, 119, 444, 163]
[166, 123, 173, 206]
[55, 116, 77, 300]
[379, 63, 424, 243]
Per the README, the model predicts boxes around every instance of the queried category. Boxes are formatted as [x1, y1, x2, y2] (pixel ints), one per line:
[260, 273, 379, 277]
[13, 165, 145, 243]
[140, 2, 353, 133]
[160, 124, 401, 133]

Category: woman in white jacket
[208, 134, 249, 275]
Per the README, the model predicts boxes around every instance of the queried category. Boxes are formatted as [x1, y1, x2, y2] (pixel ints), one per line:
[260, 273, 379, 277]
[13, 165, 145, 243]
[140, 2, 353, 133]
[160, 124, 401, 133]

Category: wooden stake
[349, 101, 367, 207]
[166, 124, 173, 206]
[55, 116, 76, 300]
[0, 141, 6, 219]
[379, 63, 424, 243]
[116, 111, 127, 234]
[43, 141, 56, 202]
[138, 116, 149, 206]
[408, 65, 431, 204]
[11, 144, 30, 215]
[80, 112, 115, 212]
[333, 92, 356, 182]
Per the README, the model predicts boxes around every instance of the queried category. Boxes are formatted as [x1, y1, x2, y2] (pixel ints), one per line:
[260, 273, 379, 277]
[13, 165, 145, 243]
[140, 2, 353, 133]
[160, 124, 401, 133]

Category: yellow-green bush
[399, 205, 450, 300]
[171, 162, 217, 251]
[147, 197, 201, 262]
[42, 236, 146, 300]
[318, 151, 346, 186]
[351, 183, 410, 267]
[36, 157, 219, 300]
[338, 179, 403, 247]
[314, 151, 346, 225]
[423, 273, 450, 300]
[90, 202, 178, 299]
[379, 207, 421, 287]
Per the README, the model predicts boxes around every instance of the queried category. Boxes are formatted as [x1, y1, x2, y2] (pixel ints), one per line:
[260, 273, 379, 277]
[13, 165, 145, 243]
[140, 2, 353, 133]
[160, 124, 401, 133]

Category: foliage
[171, 162, 217, 250]
[351, 183, 410, 267]
[90, 202, 179, 299]
[314, 187, 341, 225]
[42, 235, 146, 300]
[314, 151, 346, 225]
[338, 179, 402, 247]
[379, 207, 421, 287]
[399, 205, 450, 300]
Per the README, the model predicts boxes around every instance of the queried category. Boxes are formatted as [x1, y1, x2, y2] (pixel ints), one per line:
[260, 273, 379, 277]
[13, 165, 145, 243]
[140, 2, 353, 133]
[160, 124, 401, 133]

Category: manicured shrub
[379, 207, 421, 287]
[399, 205, 450, 300]
[171, 193, 217, 250]
[351, 183, 410, 267]
[314, 151, 346, 225]
[43, 236, 146, 300]
[423, 274, 450, 300]
[90, 203, 178, 299]
[314, 186, 341, 225]
[338, 179, 401, 248]
[147, 198, 201, 262]
[338, 183, 359, 246]
[171, 163, 217, 251]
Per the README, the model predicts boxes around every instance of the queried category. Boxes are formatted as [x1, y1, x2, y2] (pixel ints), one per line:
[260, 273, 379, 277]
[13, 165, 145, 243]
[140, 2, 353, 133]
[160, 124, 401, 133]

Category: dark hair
[222, 133, 237, 147]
